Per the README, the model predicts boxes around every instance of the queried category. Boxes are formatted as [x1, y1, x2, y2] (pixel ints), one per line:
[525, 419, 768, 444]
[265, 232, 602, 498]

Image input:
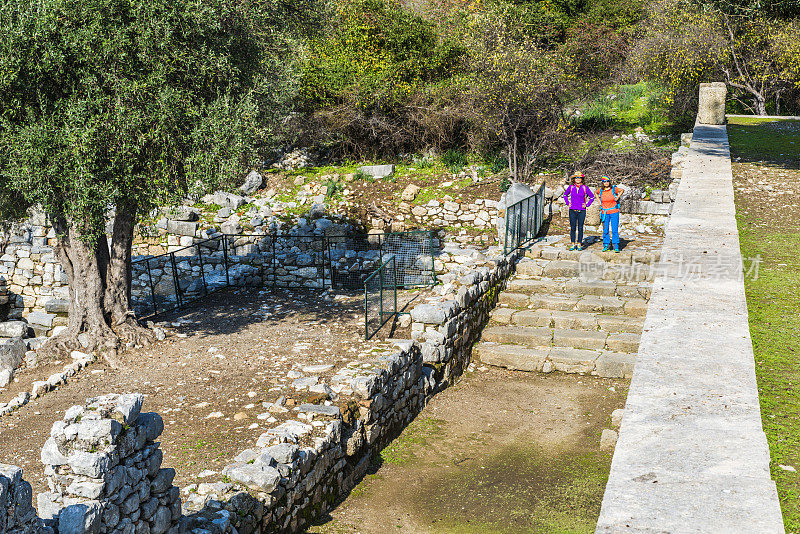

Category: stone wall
[1, 464, 43, 534]
[394, 198, 499, 232]
[0, 213, 69, 337]
[410, 251, 520, 383]
[37, 393, 181, 534]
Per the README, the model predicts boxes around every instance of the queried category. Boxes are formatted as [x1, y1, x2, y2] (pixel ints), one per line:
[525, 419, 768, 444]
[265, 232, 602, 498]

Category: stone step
[481, 325, 640, 353]
[498, 291, 649, 317]
[527, 246, 660, 266]
[506, 278, 651, 300]
[475, 342, 636, 378]
[494, 309, 643, 334]
[528, 258, 653, 282]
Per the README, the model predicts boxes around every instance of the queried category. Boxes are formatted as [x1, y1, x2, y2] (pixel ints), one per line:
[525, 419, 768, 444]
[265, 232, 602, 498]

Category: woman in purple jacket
[563, 172, 594, 251]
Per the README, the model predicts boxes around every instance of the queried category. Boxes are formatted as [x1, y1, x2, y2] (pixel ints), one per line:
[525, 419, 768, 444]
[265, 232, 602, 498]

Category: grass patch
[727, 116, 800, 165]
[379, 416, 447, 466]
[416, 445, 612, 534]
[730, 117, 800, 532]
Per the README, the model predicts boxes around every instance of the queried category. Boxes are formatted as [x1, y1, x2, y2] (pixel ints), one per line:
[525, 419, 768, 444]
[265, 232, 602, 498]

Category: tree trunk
[106, 200, 154, 347]
[755, 95, 767, 116]
[41, 208, 153, 362]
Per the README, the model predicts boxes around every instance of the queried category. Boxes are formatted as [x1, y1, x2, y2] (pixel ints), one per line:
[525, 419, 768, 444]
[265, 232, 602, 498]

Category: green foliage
[579, 0, 648, 30]
[617, 84, 647, 111]
[298, 0, 463, 113]
[730, 118, 800, 531]
[629, 1, 800, 121]
[574, 96, 614, 129]
[0, 0, 311, 239]
[412, 154, 435, 168]
[484, 153, 509, 174]
[442, 149, 468, 174]
[353, 170, 373, 182]
[324, 178, 344, 198]
[694, 0, 800, 17]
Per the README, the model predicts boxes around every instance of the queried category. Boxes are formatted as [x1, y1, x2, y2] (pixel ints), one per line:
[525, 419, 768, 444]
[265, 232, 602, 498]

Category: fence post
[197, 242, 208, 296]
[429, 230, 437, 285]
[364, 280, 369, 341]
[379, 262, 384, 323]
[393, 256, 397, 317]
[529, 196, 534, 242]
[222, 236, 230, 287]
[504, 205, 510, 255]
[145, 260, 157, 317]
[169, 252, 182, 309]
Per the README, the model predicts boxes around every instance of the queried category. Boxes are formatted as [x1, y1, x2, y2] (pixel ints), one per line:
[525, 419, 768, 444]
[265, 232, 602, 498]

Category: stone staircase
[474, 243, 655, 378]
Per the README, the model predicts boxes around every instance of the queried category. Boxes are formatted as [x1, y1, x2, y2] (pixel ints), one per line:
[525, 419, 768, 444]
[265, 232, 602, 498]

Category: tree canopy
[0, 0, 319, 356]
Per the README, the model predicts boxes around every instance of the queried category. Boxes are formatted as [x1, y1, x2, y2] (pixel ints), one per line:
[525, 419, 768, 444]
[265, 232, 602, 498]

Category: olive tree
[0, 0, 312, 358]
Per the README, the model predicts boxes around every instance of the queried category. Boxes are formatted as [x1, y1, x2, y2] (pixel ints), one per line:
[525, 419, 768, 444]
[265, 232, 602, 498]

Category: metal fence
[328, 230, 436, 290]
[131, 231, 435, 320]
[364, 255, 397, 340]
[503, 182, 546, 255]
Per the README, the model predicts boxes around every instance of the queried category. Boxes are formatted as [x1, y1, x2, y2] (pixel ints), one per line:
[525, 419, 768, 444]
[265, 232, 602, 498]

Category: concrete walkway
[596, 125, 784, 533]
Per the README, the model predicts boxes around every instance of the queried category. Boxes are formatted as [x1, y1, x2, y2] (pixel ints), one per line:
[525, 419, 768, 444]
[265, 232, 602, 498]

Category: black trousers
[569, 209, 586, 244]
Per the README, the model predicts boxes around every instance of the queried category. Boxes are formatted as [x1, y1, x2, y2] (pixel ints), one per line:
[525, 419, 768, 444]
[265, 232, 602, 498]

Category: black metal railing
[327, 230, 436, 289]
[363, 255, 397, 340]
[131, 231, 435, 320]
[503, 182, 546, 255]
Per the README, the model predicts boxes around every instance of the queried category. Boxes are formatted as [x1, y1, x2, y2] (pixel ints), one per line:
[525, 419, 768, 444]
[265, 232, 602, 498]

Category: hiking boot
[603, 246, 610, 252]
[614, 246, 620, 253]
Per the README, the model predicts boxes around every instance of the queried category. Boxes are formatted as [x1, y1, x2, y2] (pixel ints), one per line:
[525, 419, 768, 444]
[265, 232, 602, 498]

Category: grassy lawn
[729, 116, 800, 532]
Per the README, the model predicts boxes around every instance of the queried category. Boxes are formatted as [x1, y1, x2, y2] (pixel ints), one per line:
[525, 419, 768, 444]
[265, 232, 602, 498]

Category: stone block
[599, 429, 618, 451]
[474, 343, 548, 372]
[697, 82, 727, 125]
[401, 184, 420, 201]
[482, 326, 553, 347]
[0, 337, 26, 373]
[606, 333, 640, 353]
[498, 292, 529, 308]
[543, 260, 580, 278]
[0, 321, 29, 338]
[549, 347, 600, 374]
[45, 298, 70, 314]
[554, 329, 608, 350]
[611, 408, 624, 427]
[594, 351, 636, 378]
[358, 165, 394, 179]
[58, 502, 103, 534]
[410, 304, 447, 325]
[224, 463, 280, 492]
[491, 308, 516, 325]
[165, 220, 198, 237]
[26, 311, 56, 329]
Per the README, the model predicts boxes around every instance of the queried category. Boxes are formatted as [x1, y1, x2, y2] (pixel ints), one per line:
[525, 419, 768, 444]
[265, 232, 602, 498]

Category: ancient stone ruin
[36, 393, 180, 534]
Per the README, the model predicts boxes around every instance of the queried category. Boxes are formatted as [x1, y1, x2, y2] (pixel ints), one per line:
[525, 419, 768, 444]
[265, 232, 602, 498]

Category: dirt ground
[0, 286, 424, 497]
[308, 368, 629, 534]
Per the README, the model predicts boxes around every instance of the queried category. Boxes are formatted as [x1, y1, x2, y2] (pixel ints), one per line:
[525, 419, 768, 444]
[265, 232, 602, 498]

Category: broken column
[697, 82, 727, 125]
[38, 394, 181, 534]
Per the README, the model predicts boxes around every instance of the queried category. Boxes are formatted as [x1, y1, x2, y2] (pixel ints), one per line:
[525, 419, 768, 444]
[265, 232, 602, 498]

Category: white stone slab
[596, 125, 784, 533]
